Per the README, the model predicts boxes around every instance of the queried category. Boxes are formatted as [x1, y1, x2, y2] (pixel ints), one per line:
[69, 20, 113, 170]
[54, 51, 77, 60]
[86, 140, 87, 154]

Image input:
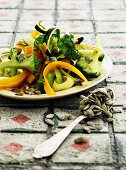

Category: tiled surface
[0, 0, 126, 169]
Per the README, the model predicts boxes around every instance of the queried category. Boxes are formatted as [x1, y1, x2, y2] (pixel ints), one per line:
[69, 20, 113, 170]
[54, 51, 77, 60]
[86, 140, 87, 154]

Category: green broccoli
[9, 48, 18, 76]
[76, 51, 104, 78]
[0, 54, 40, 75]
[49, 34, 59, 54]
[34, 34, 44, 50]
[58, 34, 82, 61]
[37, 73, 44, 93]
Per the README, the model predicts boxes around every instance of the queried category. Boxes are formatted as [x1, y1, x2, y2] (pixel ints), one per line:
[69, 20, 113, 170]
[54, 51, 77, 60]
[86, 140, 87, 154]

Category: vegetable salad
[0, 21, 104, 96]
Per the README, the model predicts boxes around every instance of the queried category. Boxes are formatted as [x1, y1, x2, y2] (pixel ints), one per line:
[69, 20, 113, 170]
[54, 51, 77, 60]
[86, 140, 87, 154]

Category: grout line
[89, 0, 97, 36]
[108, 123, 121, 170]
[123, 0, 126, 8]
[10, 0, 25, 47]
[54, 0, 58, 26]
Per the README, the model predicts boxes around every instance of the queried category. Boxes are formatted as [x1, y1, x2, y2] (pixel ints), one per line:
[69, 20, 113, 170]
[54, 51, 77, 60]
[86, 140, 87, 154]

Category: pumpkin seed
[74, 137, 89, 144]
[46, 114, 54, 119]
[45, 118, 54, 126]
[85, 109, 94, 118]
[83, 126, 91, 133]
[107, 118, 114, 122]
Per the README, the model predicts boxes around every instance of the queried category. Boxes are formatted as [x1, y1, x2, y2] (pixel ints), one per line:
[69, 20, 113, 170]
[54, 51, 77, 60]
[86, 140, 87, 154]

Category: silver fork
[33, 115, 86, 158]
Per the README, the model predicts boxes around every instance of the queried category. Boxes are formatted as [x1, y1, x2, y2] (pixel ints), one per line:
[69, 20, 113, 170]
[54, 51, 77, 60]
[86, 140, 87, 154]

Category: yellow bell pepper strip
[43, 61, 88, 95]
[30, 29, 40, 39]
[0, 70, 29, 89]
[52, 76, 74, 92]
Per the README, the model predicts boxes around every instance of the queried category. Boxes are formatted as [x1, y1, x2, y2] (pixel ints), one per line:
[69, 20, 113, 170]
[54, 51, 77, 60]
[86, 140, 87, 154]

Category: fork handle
[33, 115, 85, 158]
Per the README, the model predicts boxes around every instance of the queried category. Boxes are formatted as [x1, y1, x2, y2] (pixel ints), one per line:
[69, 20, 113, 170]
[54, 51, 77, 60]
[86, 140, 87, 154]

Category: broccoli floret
[58, 34, 82, 61]
[37, 73, 44, 93]
[77, 51, 104, 78]
[34, 35, 44, 50]
[0, 54, 40, 74]
[49, 35, 59, 54]
[9, 48, 18, 76]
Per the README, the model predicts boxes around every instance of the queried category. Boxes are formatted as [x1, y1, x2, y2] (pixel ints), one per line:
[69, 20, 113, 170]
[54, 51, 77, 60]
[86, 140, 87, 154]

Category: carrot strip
[24, 45, 34, 57]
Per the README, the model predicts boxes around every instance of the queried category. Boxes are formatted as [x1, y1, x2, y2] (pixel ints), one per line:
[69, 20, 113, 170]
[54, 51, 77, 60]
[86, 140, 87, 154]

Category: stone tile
[120, 167, 126, 170]
[0, 21, 16, 33]
[113, 109, 126, 132]
[92, 0, 125, 10]
[58, 0, 89, 10]
[23, 0, 55, 9]
[53, 108, 108, 133]
[98, 34, 126, 48]
[17, 20, 54, 33]
[14, 33, 28, 44]
[52, 133, 113, 163]
[104, 48, 126, 63]
[57, 10, 90, 21]
[0, 48, 10, 56]
[0, 33, 12, 47]
[107, 84, 126, 105]
[0, 9, 18, 20]
[56, 21, 93, 33]
[106, 65, 126, 83]
[0, 133, 46, 163]
[0, 0, 21, 9]
[52, 166, 115, 170]
[0, 107, 48, 132]
[115, 134, 126, 164]
[93, 10, 126, 21]
[20, 10, 54, 21]
[96, 21, 126, 33]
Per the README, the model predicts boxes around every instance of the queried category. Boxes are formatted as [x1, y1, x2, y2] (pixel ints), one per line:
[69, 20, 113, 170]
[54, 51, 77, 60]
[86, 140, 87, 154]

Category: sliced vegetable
[54, 68, 63, 84]
[10, 48, 18, 77]
[47, 71, 55, 87]
[43, 61, 88, 95]
[53, 76, 74, 92]
[43, 27, 60, 53]
[0, 70, 29, 89]
[30, 29, 40, 39]
[35, 21, 47, 34]
[41, 42, 48, 59]
[26, 72, 35, 84]
[24, 45, 34, 57]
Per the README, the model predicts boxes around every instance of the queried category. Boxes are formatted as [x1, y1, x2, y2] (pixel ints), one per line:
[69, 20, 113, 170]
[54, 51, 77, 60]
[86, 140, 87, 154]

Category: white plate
[0, 55, 112, 100]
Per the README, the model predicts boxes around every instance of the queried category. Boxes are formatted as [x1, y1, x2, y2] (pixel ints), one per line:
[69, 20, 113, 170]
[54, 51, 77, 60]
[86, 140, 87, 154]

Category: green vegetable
[43, 27, 60, 53]
[77, 50, 104, 78]
[52, 76, 74, 92]
[54, 68, 63, 84]
[58, 34, 82, 61]
[0, 54, 40, 74]
[37, 73, 44, 93]
[34, 34, 45, 50]
[35, 21, 47, 34]
[47, 71, 55, 87]
[10, 48, 18, 76]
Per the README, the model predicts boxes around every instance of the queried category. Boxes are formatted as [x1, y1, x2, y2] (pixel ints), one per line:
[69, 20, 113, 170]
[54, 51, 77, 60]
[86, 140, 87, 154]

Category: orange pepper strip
[41, 42, 48, 59]
[0, 70, 29, 89]
[43, 61, 88, 96]
[26, 72, 35, 84]
[24, 45, 34, 57]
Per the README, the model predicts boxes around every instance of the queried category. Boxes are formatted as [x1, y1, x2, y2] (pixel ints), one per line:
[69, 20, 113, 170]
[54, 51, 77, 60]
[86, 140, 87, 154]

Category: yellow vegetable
[43, 61, 88, 95]
[0, 70, 29, 89]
